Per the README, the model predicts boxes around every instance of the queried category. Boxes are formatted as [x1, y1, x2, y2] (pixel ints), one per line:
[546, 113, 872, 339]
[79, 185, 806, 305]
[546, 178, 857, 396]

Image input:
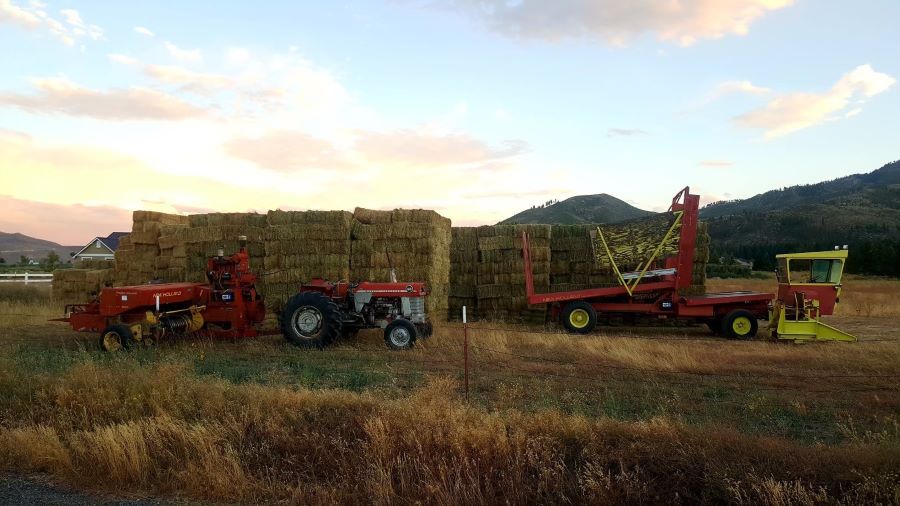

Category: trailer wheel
[281, 291, 342, 348]
[99, 324, 134, 352]
[562, 301, 597, 334]
[723, 309, 758, 340]
[385, 319, 417, 350]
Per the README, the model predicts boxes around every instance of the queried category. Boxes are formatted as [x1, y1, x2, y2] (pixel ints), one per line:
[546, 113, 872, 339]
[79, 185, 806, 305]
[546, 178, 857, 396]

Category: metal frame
[523, 187, 772, 320]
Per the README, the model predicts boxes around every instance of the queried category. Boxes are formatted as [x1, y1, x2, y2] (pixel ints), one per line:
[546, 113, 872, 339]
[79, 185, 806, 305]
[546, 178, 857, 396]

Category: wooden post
[463, 306, 469, 403]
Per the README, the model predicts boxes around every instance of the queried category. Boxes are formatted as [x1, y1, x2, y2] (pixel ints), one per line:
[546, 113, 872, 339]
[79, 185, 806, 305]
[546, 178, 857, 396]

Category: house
[72, 232, 129, 263]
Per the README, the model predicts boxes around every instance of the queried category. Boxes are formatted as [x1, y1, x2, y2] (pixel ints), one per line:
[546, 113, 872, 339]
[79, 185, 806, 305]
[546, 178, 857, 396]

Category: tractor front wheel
[385, 319, 417, 350]
[281, 292, 342, 349]
[99, 324, 134, 352]
[723, 309, 758, 340]
[561, 301, 597, 334]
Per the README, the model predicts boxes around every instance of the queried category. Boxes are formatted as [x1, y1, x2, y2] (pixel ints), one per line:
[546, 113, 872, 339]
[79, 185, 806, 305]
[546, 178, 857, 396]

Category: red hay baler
[56, 237, 432, 351]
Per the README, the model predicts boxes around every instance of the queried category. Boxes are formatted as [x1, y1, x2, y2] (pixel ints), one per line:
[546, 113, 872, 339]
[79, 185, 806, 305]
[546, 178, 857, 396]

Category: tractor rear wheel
[281, 291, 342, 349]
[100, 324, 134, 352]
[723, 309, 758, 340]
[561, 301, 597, 334]
[385, 319, 417, 350]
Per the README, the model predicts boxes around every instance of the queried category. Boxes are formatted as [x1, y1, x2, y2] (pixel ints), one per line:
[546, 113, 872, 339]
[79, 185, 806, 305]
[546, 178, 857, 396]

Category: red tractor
[57, 237, 432, 351]
[281, 279, 432, 350]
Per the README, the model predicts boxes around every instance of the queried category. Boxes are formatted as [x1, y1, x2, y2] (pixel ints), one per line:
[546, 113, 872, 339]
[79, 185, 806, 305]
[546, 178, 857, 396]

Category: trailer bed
[682, 291, 773, 306]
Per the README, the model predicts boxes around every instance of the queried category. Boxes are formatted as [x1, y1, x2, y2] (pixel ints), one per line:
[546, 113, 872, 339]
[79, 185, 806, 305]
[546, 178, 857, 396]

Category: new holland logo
[154, 291, 183, 298]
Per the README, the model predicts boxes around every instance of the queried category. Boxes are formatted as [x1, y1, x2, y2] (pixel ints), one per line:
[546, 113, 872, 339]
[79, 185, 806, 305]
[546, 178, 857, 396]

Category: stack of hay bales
[351, 208, 451, 319]
[448, 227, 478, 321]
[113, 211, 188, 285]
[52, 268, 113, 303]
[684, 221, 710, 295]
[474, 224, 551, 323]
[548, 224, 596, 292]
[592, 213, 681, 272]
[261, 210, 353, 312]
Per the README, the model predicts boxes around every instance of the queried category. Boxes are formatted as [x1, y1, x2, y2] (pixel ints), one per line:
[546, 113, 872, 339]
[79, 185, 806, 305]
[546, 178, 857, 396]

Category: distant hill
[494, 161, 900, 276]
[499, 194, 652, 225]
[0, 232, 80, 265]
[699, 160, 900, 275]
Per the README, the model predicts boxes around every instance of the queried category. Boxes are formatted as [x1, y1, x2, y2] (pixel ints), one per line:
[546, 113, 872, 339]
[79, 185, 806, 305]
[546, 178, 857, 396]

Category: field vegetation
[0, 279, 897, 504]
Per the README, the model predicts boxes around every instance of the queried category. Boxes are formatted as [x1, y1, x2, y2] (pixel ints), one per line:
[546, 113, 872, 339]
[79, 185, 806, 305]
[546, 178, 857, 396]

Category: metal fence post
[463, 306, 469, 403]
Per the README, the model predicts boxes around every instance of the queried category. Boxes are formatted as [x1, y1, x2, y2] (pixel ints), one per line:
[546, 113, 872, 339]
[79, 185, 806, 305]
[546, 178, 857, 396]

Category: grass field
[0, 280, 898, 504]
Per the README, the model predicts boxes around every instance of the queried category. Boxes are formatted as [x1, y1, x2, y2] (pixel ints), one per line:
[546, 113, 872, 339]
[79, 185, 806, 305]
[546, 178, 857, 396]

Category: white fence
[0, 272, 53, 284]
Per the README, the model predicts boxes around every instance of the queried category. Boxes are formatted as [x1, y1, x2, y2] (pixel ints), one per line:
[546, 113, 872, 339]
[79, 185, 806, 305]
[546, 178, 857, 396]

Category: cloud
[438, 0, 793, 46]
[164, 40, 202, 62]
[224, 128, 528, 173]
[734, 64, 896, 138]
[134, 26, 154, 36]
[223, 130, 353, 172]
[699, 160, 733, 167]
[713, 80, 771, 97]
[352, 129, 527, 168]
[0, 0, 41, 28]
[606, 128, 648, 137]
[107, 53, 136, 65]
[0, 1, 101, 45]
[0, 77, 208, 120]
[143, 64, 233, 95]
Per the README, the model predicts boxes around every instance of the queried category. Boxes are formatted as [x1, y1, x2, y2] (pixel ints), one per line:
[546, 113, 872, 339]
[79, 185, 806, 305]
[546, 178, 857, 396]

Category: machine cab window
[786, 258, 843, 284]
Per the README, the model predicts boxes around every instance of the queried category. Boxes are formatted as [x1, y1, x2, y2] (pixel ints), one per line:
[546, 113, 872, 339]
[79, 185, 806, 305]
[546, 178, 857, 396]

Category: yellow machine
[769, 249, 856, 342]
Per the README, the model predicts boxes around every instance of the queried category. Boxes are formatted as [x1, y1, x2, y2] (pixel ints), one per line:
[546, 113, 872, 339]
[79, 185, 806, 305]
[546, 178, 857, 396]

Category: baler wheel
[385, 319, 417, 350]
[723, 309, 758, 340]
[281, 291, 342, 348]
[561, 301, 597, 334]
[100, 324, 134, 352]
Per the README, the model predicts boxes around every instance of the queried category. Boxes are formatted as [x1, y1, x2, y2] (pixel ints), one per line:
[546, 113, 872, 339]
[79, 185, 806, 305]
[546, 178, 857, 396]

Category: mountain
[699, 160, 900, 275]
[499, 193, 652, 225]
[0, 232, 81, 265]
[494, 161, 900, 276]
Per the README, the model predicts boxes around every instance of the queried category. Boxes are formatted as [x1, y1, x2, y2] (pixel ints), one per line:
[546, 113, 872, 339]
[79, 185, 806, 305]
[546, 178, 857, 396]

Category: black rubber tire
[384, 319, 417, 350]
[281, 291, 342, 349]
[723, 309, 758, 340]
[705, 319, 724, 335]
[99, 323, 134, 352]
[415, 321, 433, 339]
[561, 301, 597, 334]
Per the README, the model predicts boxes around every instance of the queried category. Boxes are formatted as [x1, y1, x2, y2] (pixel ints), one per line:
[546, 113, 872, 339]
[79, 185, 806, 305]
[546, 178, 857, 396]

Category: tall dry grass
[0, 358, 897, 505]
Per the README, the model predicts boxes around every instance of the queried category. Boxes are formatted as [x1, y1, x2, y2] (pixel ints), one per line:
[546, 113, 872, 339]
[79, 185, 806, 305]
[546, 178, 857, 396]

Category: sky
[1, 0, 898, 245]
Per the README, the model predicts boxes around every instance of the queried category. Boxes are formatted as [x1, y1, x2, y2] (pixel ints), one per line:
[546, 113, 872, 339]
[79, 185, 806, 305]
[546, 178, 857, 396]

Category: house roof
[72, 231, 130, 257]
[102, 232, 129, 251]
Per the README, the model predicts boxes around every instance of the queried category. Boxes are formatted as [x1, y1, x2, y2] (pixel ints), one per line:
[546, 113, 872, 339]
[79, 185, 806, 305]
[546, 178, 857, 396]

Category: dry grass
[0, 281, 898, 504]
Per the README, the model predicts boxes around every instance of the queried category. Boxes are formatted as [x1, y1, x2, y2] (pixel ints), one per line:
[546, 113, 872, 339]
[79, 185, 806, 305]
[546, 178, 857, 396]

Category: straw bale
[391, 208, 450, 225]
[353, 208, 392, 225]
[75, 258, 115, 269]
[188, 214, 208, 227]
[133, 210, 189, 226]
